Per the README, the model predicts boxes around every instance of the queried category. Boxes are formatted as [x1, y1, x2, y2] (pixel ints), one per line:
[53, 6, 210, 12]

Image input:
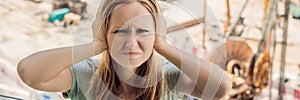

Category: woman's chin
[119, 62, 142, 69]
[111, 59, 142, 69]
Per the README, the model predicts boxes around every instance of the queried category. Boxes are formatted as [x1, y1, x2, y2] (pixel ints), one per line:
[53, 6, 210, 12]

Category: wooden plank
[167, 18, 204, 33]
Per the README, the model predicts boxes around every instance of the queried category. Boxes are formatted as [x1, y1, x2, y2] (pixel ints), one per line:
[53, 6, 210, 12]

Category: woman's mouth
[122, 52, 141, 58]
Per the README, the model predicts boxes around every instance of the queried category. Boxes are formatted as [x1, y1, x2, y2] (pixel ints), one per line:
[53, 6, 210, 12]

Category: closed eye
[113, 29, 127, 34]
[136, 29, 149, 33]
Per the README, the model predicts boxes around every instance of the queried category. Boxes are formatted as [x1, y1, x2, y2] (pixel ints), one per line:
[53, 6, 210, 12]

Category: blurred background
[0, 0, 300, 99]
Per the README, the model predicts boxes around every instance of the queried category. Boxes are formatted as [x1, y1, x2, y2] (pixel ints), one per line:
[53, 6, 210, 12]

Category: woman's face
[107, 2, 155, 69]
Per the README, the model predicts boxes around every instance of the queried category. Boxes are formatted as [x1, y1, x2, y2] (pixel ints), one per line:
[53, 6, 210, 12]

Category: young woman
[17, 0, 232, 99]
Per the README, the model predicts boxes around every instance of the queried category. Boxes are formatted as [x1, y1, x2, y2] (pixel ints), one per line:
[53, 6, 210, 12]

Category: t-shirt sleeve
[62, 58, 98, 99]
[164, 61, 182, 91]
[163, 60, 188, 100]
[163, 60, 187, 99]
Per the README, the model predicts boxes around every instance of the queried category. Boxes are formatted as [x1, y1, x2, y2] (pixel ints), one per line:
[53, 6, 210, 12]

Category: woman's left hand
[154, 14, 168, 50]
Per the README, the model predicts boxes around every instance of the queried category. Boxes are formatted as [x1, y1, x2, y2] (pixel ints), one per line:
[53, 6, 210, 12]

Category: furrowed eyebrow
[110, 24, 122, 29]
[109, 22, 154, 32]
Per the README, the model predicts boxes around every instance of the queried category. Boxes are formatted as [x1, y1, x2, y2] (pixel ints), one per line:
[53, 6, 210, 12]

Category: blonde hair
[88, 0, 163, 99]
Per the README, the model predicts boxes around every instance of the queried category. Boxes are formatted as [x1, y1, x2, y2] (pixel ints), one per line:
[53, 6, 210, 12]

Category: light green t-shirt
[62, 58, 187, 100]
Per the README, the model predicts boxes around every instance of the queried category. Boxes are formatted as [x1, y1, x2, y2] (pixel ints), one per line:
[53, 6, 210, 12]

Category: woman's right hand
[92, 39, 107, 54]
[92, 11, 107, 53]
[92, 27, 107, 54]
[91, 4, 108, 53]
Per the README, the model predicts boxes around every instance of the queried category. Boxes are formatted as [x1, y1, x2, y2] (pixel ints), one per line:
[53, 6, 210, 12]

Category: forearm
[156, 42, 232, 98]
[17, 42, 105, 85]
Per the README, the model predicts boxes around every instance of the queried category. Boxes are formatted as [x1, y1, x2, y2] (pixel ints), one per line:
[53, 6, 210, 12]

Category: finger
[92, 5, 107, 40]
[156, 14, 167, 35]
[92, 8, 101, 37]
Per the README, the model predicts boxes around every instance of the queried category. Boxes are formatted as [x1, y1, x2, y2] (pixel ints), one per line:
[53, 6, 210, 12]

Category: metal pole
[202, 0, 207, 50]
[0, 94, 22, 100]
[224, 0, 231, 35]
[264, 0, 270, 19]
[278, 0, 290, 99]
[270, 0, 279, 98]
[225, 0, 249, 38]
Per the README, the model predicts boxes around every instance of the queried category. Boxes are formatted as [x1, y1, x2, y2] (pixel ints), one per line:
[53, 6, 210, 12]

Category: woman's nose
[125, 35, 139, 48]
